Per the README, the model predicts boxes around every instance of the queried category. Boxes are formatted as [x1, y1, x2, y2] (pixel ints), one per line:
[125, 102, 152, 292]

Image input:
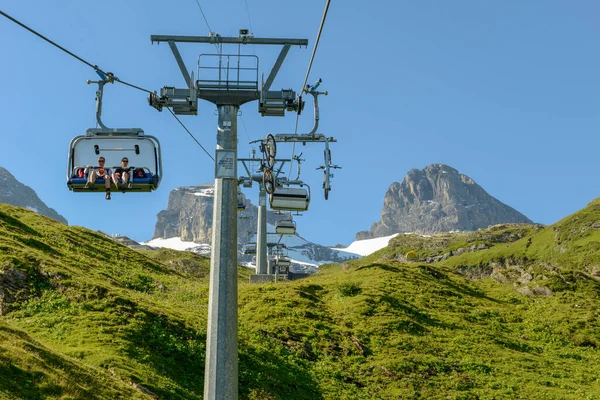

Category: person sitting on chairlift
[112, 158, 130, 189]
[85, 157, 112, 200]
[134, 168, 147, 179]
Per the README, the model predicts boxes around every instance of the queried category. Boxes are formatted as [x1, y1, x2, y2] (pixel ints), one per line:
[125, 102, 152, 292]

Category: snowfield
[336, 233, 399, 256]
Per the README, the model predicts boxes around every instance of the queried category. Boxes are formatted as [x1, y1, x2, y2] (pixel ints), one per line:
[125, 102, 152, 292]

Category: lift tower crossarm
[167, 41, 191, 86]
[263, 44, 290, 92]
[151, 35, 308, 46]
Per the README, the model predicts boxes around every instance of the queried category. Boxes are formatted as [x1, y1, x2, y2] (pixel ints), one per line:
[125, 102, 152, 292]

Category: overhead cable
[289, 0, 331, 175]
[2, 9, 214, 161]
[192, 0, 220, 53]
[0, 9, 153, 94]
[243, 0, 253, 34]
[167, 108, 215, 161]
[300, 0, 331, 92]
[194, 0, 214, 34]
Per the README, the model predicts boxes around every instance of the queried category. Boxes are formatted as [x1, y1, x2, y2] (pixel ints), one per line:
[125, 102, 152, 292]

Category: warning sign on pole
[215, 150, 237, 179]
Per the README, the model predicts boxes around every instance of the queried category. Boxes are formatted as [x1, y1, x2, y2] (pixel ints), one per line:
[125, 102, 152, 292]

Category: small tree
[406, 250, 417, 261]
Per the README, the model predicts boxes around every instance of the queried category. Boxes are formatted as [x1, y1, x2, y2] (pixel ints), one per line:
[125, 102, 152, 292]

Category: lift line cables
[1, 9, 215, 162]
[192, 0, 220, 54]
[167, 108, 215, 161]
[288, 0, 332, 176]
[243, 0, 253, 35]
[0, 10, 154, 95]
[300, 0, 331, 94]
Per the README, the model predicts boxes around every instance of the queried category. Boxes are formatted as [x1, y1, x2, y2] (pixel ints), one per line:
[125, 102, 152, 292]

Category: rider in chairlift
[85, 156, 112, 200]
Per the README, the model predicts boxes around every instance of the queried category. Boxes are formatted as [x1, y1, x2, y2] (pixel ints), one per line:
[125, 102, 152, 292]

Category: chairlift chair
[67, 132, 162, 193]
[275, 254, 291, 267]
[275, 219, 296, 235]
[242, 242, 257, 255]
[67, 75, 162, 194]
[237, 190, 247, 211]
[269, 183, 310, 212]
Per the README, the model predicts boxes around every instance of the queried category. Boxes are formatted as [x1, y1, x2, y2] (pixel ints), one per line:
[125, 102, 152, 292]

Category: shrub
[336, 282, 362, 297]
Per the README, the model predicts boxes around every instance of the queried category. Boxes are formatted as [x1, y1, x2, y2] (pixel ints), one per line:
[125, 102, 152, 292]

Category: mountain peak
[356, 164, 532, 240]
[0, 166, 67, 224]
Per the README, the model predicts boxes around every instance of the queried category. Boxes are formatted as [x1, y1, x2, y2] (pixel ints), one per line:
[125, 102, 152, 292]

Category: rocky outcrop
[0, 167, 67, 224]
[152, 184, 360, 270]
[0, 266, 30, 316]
[356, 164, 532, 239]
[153, 184, 283, 244]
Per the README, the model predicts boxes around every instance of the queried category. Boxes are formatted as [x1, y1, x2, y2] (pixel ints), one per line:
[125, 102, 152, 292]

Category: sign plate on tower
[215, 150, 237, 178]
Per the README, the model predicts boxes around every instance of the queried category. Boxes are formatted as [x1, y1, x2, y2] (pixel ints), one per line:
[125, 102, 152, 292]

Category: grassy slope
[1, 202, 600, 399]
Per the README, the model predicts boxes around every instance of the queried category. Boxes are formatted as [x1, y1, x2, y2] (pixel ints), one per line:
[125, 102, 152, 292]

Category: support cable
[1, 9, 213, 161]
[192, 0, 220, 53]
[243, 0, 253, 34]
[300, 0, 331, 93]
[289, 0, 331, 176]
[0, 10, 153, 94]
[240, 114, 252, 143]
[167, 108, 215, 161]
[193, 0, 213, 33]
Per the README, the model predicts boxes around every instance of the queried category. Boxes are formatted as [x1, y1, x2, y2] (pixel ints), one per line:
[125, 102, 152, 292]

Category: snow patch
[142, 237, 200, 251]
[26, 206, 39, 213]
[192, 188, 214, 197]
[337, 233, 400, 256]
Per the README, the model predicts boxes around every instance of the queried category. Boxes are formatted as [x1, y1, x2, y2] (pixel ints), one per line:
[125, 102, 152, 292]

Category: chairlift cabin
[242, 242, 257, 255]
[67, 76, 162, 194]
[67, 130, 162, 193]
[238, 190, 247, 211]
[269, 184, 310, 212]
[274, 255, 291, 268]
[275, 219, 296, 235]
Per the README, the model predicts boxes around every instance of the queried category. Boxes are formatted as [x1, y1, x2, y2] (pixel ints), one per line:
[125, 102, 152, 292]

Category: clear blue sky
[1, 1, 600, 246]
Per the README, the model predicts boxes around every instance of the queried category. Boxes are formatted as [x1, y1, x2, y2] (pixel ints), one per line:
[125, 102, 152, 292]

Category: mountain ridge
[0, 166, 68, 224]
[356, 164, 532, 240]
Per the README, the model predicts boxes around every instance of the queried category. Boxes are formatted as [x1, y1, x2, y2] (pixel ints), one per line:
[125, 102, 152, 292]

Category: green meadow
[1, 201, 599, 399]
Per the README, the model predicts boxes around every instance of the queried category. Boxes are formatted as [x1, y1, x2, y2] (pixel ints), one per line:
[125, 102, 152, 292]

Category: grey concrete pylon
[256, 188, 268, 274]
[204, 105, 239, 400]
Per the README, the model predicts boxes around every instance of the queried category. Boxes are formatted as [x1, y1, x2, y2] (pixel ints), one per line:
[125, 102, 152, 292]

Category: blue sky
[1, 1, 600, 246]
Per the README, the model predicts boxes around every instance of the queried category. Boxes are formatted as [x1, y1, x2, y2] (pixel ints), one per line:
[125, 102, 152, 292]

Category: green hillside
[1, 202, 600, 399]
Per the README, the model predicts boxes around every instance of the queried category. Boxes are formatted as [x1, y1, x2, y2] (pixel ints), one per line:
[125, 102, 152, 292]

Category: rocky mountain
[152, 184, 359, 271]
[0, 166, 67, 224]
[356, 164, 532, 240]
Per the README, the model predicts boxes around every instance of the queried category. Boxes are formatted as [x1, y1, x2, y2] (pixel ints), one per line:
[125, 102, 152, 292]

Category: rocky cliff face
[356, 164, 532, 240]
[0, 167, 67, 224]
[153, 184, 282, 244]
[152, 184, 360, 271]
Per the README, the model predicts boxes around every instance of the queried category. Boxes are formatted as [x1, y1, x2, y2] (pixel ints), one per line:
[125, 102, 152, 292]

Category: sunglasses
[122, 160, 129, 163]
[98, 160, 105, 163]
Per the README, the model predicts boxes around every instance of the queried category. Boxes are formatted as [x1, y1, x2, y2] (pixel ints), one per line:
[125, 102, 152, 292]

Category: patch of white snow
[337, 233, 399, 257]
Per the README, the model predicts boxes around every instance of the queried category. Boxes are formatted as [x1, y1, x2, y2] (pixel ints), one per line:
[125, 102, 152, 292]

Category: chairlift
[237, 190, 247, 211]
[275, 219, 296, 235]
[67, 75, 162, 194]
[269, 183, 310, 212]
[67, 133, 162, 193]
[242, 242, 257, 255]
[274, 254, 291, 267]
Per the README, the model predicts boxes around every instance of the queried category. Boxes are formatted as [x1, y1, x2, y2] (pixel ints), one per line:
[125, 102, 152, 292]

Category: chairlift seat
[67, 167, 157, 193]
[242, 243, 257, 255]
[275, 255, 291, 267]
[269, 187, 310, 211]
[66, 133, 162, 193]
[275, 219, 296, 235]
[237, 191, 247, 211]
